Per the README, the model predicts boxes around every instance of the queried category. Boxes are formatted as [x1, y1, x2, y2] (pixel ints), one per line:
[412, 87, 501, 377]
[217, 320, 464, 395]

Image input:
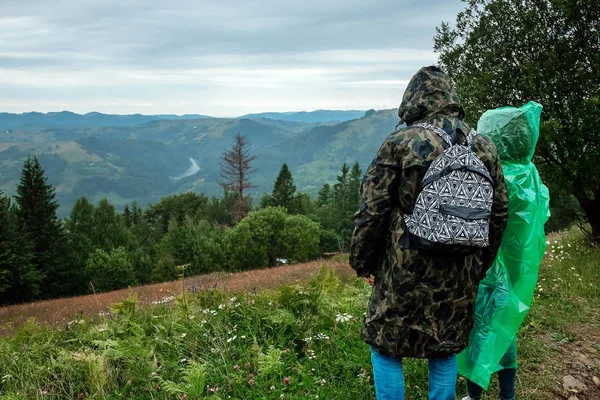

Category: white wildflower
[227, 335, 237, 343]
[335, 313, 353, 323]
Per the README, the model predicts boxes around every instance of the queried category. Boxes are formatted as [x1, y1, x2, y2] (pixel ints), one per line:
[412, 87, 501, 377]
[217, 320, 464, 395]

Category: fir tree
[349, 162, 363, 211]
[123, 203, 132, 228]
[0, 193, 38, 304]
[14, 156, 69, 297]
[333, 162, 351, 217]
[272, 163, 296, 212]
[65, 197, 95, 274]
[131, 200, 143, 225]
[317, 184, 332, 207]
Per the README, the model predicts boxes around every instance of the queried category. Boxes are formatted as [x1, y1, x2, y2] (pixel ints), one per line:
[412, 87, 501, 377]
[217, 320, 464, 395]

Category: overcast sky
[0, 0, 464, 117]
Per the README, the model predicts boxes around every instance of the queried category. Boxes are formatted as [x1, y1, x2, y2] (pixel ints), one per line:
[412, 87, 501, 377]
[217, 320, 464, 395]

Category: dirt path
[0, 260, 353, 336]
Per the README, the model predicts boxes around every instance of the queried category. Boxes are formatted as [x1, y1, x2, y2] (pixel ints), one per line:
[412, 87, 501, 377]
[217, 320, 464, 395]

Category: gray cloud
[0, 0, 464, 116]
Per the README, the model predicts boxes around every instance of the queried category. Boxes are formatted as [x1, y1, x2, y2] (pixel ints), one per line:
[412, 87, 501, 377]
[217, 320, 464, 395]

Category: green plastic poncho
[457, 101, 551, 389]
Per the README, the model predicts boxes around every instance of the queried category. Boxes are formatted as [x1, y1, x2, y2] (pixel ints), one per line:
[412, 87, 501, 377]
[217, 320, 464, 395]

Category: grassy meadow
[0, 229, 598, 400]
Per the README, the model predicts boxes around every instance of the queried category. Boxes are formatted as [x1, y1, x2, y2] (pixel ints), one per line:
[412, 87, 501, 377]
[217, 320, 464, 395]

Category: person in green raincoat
[458, 101, 550, 400]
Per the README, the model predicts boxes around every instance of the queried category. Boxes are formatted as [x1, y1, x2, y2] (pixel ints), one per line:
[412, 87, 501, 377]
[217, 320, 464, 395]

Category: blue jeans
[371, 348, 457, 400]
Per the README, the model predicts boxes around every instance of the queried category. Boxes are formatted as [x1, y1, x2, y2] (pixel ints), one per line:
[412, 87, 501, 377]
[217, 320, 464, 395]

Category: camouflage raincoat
[350, 66, 509, 359]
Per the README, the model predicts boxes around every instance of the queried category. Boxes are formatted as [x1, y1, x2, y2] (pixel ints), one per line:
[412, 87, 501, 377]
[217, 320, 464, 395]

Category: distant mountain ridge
[0, 110, 368, 131]
[240, 110, 367, 123]
[0, 111, 212, 130]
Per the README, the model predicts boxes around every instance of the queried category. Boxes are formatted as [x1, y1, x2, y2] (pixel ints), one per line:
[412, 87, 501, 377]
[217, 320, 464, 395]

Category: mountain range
[0, 110, 367, 130]
[0, 109, 399, 216]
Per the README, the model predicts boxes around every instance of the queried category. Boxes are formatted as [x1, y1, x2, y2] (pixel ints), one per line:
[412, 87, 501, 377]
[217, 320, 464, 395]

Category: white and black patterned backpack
[403, 123, 494, 251]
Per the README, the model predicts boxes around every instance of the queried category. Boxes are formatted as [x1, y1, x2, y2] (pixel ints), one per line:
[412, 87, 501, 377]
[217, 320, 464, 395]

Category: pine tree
[123, 203, 132, 228]
[272, 163, 296, 212]
[219, 133, 257, 221]
[0, 193, 38, 304]
[65, 197, 95, 274]
[131, 200, 142, 225]
[317, 184, 332, 207]
[349, 162, 363, 211]
[333, 162, 351, 217]
[92, 199, 134, 252]
[14, 156, 69, 297]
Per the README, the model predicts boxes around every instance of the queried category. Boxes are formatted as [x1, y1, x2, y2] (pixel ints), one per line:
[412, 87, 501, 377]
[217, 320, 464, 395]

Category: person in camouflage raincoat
[350, 66, 508, 400]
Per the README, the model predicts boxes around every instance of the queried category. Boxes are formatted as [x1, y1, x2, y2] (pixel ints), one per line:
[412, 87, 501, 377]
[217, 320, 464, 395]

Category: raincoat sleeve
[350, 139, 401, 277]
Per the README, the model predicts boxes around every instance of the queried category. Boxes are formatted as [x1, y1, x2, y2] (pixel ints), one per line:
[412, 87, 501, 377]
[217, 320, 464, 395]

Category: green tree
[0, 194, 38, 304]
[349, 162, 362, 212]
[129, 216, 162, 284]
[158, 218, 225, 277]
[65, 197, 95, 272]
[130, 200, 143, 225]
[259, 194, 275, 209]
[146, 192, 209, 233]
[293, 192, 317, 217]
[272, 164, 296, 212]
[279, 215, 320, 262]
[14, 156, 70, 297]
[225, 207, 288, 270]
[92, 199, 135, 252]
[434, 0, 600, 239]
[317, 184, 332, 207]
[206, 191, 237, 226]
[86, 247, 136, 292]
[333, 163, 351, 217]
[123, 203, 132, 228]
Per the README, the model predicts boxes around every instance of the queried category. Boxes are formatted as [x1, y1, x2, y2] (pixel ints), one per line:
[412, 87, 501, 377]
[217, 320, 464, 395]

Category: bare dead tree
[219, 133, 257, 221]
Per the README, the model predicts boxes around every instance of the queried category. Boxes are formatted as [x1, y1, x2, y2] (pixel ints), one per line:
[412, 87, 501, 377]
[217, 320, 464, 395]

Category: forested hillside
[0, 110, 392, 215]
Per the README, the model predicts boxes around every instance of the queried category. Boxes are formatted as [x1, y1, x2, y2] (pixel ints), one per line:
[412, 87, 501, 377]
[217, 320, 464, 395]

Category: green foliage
[317, 183, 332, 207]
[0, 193, 38, 304]
[206, 191, 237, 226]
[86, 247, 136, 292]
[65, 197, 95, 288]
[293, 192, 317, 217]
[14, 156, 71, 297]
[259, 193, 274, 209]
[434, 0, 600, 239]
[226, 207, 320, 269]
[158, 218, 226, 277]
[272, 163, 297, 211]
[225, 207, 288, 270]
[279, 215, 320, 262]
[146, 192, 210, 233]
[2, 154, 366, 302]
[319, 228, 341, 253]
[315, 162, 362, 252]
[156, 361, 206, 397]
[92, 199, 135, 251]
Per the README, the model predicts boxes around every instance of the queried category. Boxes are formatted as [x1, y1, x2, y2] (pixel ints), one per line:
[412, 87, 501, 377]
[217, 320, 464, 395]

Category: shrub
[226, 207, 321, 269]
[225, 207, 287, 270]
[158, 218, 225, 276]
[86, 247, 136, 292]
[280, 214, 320, 262]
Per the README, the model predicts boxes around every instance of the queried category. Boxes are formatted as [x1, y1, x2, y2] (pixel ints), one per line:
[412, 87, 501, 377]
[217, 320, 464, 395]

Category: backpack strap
[413, 123, 453, 147]
[465, 129, 479, 146]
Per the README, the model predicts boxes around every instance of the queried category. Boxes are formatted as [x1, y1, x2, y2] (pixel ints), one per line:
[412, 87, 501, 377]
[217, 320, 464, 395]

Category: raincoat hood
[477, 101, 543, 164]
[398, 66, 465, 126]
